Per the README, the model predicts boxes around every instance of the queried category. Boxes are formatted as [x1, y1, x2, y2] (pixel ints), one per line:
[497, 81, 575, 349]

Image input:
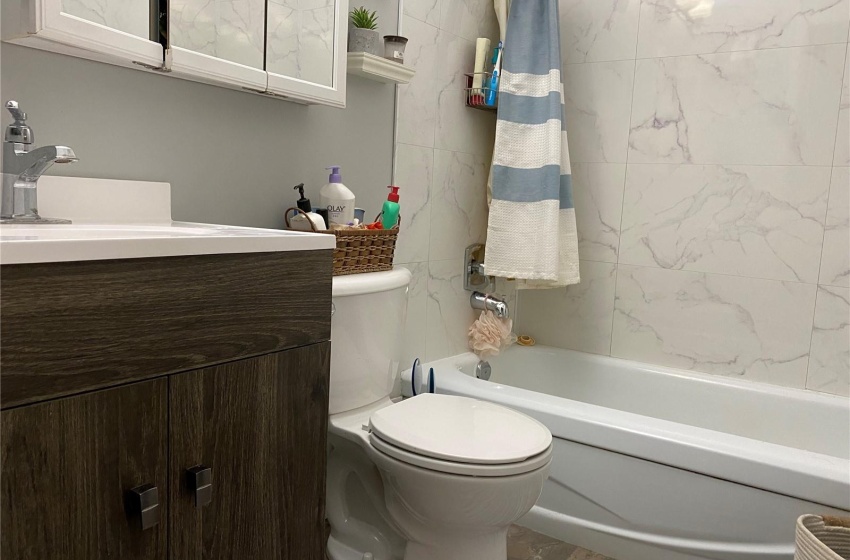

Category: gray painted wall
[0, 44, 395, 229]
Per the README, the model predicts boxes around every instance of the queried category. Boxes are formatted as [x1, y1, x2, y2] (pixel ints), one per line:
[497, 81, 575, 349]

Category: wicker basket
[796, 515, 850, 560]
[285, 208, 399, 276]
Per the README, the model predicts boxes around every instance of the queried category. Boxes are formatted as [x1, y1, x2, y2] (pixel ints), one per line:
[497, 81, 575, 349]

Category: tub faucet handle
[465, 243, 493, 291]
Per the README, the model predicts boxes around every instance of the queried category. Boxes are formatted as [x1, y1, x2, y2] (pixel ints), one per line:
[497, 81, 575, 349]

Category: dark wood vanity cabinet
[1, 378, 169, 560]
[0, 250, 333, 560]
[169, 345, 330, 560]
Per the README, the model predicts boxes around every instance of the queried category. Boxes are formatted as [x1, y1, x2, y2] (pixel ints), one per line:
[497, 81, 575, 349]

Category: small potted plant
[348, 6, 381, 56]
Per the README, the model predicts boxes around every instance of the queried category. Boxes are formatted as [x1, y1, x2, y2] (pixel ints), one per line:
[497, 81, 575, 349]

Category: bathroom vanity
[0, 178, 335, 560]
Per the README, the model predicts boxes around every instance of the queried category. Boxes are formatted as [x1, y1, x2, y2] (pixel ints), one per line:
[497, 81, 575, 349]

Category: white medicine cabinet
[2, 0, 350, 107]
[1, 0, 164, 68]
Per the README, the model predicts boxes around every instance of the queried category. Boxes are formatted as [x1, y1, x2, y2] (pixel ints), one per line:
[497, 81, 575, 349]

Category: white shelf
[347, 52, 415, 84]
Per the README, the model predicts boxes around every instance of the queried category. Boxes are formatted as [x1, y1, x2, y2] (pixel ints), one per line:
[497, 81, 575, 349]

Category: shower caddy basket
[464, 72, 498, 112]
[285, 208, 399, 276]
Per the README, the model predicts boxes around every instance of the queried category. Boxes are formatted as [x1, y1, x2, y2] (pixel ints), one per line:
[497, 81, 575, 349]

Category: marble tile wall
[394, 0, 499, 364]
[515, 0, 850, 396]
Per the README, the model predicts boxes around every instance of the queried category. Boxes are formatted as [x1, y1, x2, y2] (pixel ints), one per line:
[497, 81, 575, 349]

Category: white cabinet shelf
[347, 52, 414, 84]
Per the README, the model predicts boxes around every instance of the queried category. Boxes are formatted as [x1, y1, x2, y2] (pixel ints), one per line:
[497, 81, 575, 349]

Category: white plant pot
[348, 27, 381, 56]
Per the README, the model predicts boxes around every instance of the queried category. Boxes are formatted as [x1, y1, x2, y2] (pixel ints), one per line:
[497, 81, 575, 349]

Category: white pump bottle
[319, 165, 355, 226]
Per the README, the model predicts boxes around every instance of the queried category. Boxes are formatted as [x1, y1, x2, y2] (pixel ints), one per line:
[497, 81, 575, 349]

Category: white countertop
[0, 177, 335, 265]
[0, 222, 335, 264]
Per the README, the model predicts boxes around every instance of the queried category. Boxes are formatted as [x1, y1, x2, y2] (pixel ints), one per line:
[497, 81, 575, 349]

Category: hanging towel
[485, 0, 579, 289]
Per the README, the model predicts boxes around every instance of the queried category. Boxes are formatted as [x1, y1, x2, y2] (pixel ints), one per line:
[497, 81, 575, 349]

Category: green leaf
[349, 6, 378, 30]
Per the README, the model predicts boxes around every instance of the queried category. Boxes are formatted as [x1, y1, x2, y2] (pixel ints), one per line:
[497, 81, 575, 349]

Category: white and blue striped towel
[486, 0, 579, 288]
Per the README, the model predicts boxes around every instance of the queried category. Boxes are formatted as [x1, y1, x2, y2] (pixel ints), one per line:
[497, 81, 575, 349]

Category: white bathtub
[425, 345, 850, 560]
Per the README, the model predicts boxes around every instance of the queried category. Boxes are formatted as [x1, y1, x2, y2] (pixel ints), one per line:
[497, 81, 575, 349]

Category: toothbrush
[485, 42, 502, 107]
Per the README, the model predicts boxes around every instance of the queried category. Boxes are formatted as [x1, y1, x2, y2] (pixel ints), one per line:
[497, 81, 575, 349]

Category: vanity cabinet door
[169, 343, 330, 560]
[0, 378, 168, 560]
[265, 0, 348, 107]
[1, 0, 163, 68]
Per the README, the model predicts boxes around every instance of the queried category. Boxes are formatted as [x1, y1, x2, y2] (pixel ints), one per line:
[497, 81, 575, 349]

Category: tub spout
[470, 291, 509, 318]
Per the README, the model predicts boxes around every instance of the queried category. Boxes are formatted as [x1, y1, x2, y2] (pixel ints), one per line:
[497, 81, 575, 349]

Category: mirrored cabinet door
[265, 0, 347, 107]
[169, 0, 268, 88]
[267, 0, 335, 87]
[1, 0, 164, 67]
[60, 0, 151, 39]
[170, 0, 265, 69]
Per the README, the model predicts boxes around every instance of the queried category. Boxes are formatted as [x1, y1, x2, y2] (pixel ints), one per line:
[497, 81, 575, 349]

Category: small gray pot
[348, 27, 381, 56]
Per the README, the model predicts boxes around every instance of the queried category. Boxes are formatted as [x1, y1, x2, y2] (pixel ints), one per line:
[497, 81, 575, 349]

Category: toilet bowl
[326, 269, 552, 560]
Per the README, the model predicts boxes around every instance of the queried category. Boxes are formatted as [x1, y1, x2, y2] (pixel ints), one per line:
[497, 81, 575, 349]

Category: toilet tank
[329, 269, 412, 414]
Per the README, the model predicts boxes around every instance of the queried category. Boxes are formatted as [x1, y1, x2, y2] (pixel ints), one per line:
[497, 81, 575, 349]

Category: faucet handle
[5, 100, 33, 144]
[5, 101, 26, 122]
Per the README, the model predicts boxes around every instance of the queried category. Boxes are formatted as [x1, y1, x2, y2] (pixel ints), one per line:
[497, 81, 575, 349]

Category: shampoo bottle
[320, 166, 355, 226]
[288, 183, 326, 231]
[382, 185, 400, 229]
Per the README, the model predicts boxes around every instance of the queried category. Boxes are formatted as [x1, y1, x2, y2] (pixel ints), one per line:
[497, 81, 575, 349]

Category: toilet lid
[368, 393, 552, 465]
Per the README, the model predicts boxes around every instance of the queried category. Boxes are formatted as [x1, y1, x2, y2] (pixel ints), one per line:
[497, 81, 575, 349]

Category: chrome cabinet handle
[128, 484, 160, 530]
[186, 465, 213, 508]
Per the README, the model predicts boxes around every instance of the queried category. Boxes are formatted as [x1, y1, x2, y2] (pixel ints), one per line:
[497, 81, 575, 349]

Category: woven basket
[285, 208, 399, 276]
[796, 515, 850, 560]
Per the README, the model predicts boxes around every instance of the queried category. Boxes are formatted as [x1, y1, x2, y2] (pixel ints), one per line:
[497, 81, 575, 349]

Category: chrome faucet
[2, 100, 78, 223]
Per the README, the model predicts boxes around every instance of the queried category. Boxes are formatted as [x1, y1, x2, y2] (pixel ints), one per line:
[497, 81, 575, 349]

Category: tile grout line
[826, 41, 849, 168]
[803, 285, 824, 392]
[818, 281, 850, 289]
[808, 42, 846, 383]
[609, 262, 621, 359]
[806, 128, 843, 390]
[613, 259, 823, 287]
[608, 0, 644, 357]
[396, 139, 493, 160]
[563, 39, 850, 67]
[424, 147, 437, 263]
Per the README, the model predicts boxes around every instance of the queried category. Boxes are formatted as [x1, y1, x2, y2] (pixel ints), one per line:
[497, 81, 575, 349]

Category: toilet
[325, 269, 553, 560]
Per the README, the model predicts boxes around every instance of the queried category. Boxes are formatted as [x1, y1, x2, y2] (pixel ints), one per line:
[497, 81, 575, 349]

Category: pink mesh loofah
[468, 310, 516, 358]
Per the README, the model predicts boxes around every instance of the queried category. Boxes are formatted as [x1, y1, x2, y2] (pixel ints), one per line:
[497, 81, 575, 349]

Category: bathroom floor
[508, 525, 616, 560]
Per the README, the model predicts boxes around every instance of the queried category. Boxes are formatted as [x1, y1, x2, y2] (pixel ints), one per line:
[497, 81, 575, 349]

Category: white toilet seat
[367, 393, 553, 477]
[329, 393, 553, 477]
[369, 433, 552, 477]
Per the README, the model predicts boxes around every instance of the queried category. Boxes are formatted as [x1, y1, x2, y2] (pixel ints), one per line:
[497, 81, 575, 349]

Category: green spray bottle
[382, 186, 401, 229]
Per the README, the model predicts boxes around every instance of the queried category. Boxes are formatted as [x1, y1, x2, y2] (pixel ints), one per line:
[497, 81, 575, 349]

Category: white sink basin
[0, 222, 335, 265]
[0, 176, 336, 265]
